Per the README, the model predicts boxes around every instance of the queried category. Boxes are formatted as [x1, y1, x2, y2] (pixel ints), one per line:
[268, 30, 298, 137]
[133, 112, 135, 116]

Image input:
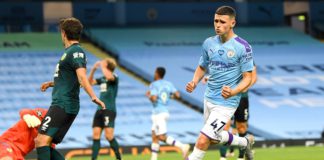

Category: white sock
[166, 136, 184, 148]
[151, 143, 159, 160]
[219, 131, 248, 147]
[220, 157, 227, 160]
[188, 147, 206, 160]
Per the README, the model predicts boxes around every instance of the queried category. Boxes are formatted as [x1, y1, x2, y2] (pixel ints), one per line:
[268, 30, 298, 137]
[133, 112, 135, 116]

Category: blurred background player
[88, 58, 122, 160]
[185, 6, 255, 160]
[0, 108, 64, 160]
[35, 17, 105, 160]
[146, 67, 190, 160]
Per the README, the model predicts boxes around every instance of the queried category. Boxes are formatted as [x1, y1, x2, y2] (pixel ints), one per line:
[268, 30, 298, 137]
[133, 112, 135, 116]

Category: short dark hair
[156, 67, 166, 78]
[59, 17, 83, 41]
[215, 6, 236, 18]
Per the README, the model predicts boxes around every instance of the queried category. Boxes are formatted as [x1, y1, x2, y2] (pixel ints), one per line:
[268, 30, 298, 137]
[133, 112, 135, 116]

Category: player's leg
[235, 97, 253, 160]
[103, 110, 122, 160]
[36, 105, 76, 160]
[35, 105, 58, 160]
[188, 101, 254, 160]
[151, 115, 160, 160]
[219, 119, 232, 160]
[92, 110, 103, 160]
[188, 100, 213, 160]
[155, 112, 190, 159]
[50, 147, 65, 160]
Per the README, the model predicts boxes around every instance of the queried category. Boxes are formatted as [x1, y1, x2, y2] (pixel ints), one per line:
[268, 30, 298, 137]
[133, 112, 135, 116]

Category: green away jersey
[51, 43, 87, 114]
[96, 74, 118, 112]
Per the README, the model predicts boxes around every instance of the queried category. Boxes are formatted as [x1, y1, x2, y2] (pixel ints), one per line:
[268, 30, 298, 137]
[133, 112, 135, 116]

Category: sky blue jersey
[199, 35, 254, 108]
[149, 79, 177, 114]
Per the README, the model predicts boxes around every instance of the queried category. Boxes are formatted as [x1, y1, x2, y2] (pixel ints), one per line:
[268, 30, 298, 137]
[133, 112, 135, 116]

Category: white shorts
[151, 112, 170, 135]
[201, 99, 236, 141]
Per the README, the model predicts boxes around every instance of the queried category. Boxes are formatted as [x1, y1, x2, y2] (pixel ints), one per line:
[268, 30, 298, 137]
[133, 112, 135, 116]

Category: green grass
[70, 146, 324, 160]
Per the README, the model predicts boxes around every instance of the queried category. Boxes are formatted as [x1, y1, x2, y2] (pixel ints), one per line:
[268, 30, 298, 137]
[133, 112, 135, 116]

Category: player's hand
[23, 114, 41, 128]
[100, 60, 107, 68]
[40, 81, 52, 92]
[92, 97, 106, 109]
[221, 85, 233, 99]
[186, 81, 196, 93]
[93, 61, 101, 69]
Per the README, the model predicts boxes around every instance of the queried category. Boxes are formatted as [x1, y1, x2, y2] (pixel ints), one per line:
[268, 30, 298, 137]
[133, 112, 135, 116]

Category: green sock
[51, 148, 65, 160]
[238, 132, 247, 158]
[109, 138, 122, 160]
[220, 145, 228, 158]
[92, 139, 101, 160]
[37, 146, 51, 160]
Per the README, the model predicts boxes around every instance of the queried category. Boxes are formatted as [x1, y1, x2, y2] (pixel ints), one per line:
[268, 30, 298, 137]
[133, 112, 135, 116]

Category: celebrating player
[146, 67, 190, 160]
[35, 17, 105, 160]
[88, 58, 122, 160]
[185, 6, 255, 160]
[0, 108, 64, 160]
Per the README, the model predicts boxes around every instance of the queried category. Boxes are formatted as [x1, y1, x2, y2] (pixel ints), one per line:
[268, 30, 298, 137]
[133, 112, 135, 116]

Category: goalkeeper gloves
[23, 114, 41, 128]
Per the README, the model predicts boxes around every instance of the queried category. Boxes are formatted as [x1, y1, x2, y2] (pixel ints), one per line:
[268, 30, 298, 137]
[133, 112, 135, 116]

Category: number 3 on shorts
[210, 119, 226, 133]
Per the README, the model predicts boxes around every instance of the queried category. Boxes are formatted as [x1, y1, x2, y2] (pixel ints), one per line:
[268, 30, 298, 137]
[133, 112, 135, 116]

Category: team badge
[227, 50, 235, 58]
[6, 147, 13, 153]
[60, 53, 67, 61]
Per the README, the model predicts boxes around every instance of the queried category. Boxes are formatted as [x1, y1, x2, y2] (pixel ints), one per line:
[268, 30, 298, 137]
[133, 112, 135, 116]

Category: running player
[0, 108, 63, 160]
[88, 58, 122, 160]
[35, 17, 105, 160]
[146, 67, 190, 160]
[185, 6, 255, 160]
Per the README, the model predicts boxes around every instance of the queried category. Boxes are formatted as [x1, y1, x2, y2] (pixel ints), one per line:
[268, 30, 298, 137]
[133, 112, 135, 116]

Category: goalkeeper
[0, 108, 62, 160]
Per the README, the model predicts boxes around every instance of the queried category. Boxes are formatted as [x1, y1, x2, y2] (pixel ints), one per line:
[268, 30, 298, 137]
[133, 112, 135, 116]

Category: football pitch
[70, 146, 324, 160]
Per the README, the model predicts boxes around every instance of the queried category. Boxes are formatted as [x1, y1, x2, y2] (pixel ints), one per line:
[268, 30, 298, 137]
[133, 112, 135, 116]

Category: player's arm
[242, 66, 257, 92]
[101, 59, 116, 81]
[146, 90, 157, 102]
[20, 109, 41, 128]
[40, 81, 54, 92]
[76, 68, 106, 109]
[186, 66, 206, 93]
[187, 41, 209, 93]
[88, 61, 101, 85]
[171, 91, 180, 99]
[222, 71, 252, 99]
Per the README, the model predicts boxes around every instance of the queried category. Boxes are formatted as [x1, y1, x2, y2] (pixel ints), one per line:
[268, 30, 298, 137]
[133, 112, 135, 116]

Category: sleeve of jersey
[150, 84, 158, 96]
[71, 52, 87, 70]
[240, 45, 254, 72]
[198, 40, 209, 69]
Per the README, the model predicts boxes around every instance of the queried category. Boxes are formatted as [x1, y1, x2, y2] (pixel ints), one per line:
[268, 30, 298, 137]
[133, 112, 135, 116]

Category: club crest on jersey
[227, 50, 235, 58]
[60, 53, 67, 61]
[6, 147, 13, 153]
[218, 50, 225, 55]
